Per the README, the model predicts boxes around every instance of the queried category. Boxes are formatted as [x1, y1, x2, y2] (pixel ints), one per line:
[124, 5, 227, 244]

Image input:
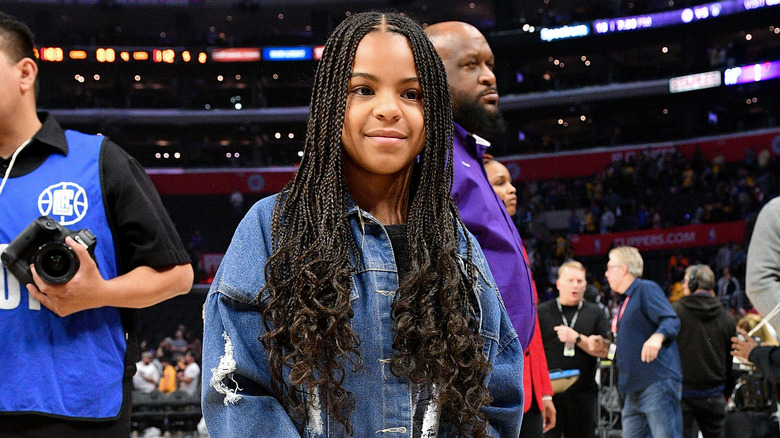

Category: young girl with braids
[201, 11, 523, 437]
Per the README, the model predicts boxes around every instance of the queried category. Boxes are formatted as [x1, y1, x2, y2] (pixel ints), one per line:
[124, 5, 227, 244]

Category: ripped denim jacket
[202, 194, 524, 437]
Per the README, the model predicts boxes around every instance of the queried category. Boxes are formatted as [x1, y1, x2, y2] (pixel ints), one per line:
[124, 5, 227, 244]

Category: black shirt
[385, 224, 410, 282]
[538, 299, 612, 391]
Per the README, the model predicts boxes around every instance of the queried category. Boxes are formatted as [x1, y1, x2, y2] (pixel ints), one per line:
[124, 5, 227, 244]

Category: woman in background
[486, 158, 557, 437]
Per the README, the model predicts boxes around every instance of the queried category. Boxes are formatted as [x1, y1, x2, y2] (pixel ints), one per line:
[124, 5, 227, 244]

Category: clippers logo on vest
[39, 181, 89, 225]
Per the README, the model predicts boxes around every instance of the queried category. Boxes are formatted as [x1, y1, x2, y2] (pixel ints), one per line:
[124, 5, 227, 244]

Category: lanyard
[611, 295, 631, 335]
[556, 298, 582, 329]
[0, 138, 32, 198]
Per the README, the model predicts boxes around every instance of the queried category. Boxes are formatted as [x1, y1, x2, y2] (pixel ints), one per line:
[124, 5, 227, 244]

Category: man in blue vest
[0, 12, 193, 437]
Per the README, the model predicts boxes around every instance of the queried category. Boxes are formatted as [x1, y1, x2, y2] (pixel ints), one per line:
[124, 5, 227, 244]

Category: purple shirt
[450, 122, 536, 350]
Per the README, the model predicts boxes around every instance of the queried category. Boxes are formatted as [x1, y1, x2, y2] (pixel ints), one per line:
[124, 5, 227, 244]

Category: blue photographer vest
[0, 131, 124, 419]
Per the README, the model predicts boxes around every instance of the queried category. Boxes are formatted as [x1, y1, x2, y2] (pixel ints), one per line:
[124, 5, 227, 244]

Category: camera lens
[34, 242, 79, 285]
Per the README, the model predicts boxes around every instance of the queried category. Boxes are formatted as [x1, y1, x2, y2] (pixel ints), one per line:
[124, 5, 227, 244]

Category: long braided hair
[261, 12, 493, 436]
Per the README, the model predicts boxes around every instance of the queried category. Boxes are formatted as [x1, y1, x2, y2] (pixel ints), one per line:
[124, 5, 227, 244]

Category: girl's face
[485, 160, 517, 216]
[341, 31, 425, 185]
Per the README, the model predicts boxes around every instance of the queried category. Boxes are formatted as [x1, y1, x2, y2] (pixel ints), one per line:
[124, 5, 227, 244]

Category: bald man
[427, 21, 538, 433]
[426, 21, 534, 350]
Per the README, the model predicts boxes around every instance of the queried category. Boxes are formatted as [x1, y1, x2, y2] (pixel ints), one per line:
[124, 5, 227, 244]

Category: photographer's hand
[29, 238, 192, 316]
[27, 236, 108, 317]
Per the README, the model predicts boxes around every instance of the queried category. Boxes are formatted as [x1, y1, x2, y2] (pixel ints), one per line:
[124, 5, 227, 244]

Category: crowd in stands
[511, 146, 778, 311]
[516, 147, 776, 235]
[519, 0, 709, 27]
[135, 325, 202, 396]
[132, 325, 203, 436]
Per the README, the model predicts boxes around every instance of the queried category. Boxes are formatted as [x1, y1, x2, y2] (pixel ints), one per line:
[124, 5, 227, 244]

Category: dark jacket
[673, 293, 737, 397]
[749, 346, 780, 384]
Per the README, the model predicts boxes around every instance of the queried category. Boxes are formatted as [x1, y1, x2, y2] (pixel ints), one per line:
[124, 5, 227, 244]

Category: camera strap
[0, 137, 32, 198]
[748, 300, 780, 338]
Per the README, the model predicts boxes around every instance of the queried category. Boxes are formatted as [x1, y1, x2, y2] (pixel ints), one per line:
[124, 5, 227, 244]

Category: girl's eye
[402, 89, 421, 100]
[353, 86, 373, 96]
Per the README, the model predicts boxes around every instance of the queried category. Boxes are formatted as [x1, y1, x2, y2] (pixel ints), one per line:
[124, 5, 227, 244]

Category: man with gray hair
[604, 246, 682, 437]
[673, 265, 736, 438]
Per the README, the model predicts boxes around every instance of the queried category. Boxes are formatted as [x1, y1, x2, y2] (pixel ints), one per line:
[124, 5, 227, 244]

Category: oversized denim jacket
[202, 194, 524, 437]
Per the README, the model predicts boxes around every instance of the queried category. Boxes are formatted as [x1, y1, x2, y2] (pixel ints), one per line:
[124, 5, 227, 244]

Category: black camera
[1, 216, 97, 286]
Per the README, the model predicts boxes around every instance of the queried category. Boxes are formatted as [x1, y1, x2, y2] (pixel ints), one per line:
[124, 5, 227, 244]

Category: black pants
[682, 394, 726, 438]
[520, 396, 544, 438]
[0, 379, 132, 438]
[545, 389, 598, 438]
[724, 409, 780, 438]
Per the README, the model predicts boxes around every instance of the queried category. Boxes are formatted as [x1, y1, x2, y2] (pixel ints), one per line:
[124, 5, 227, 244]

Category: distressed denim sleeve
[483, 319, 524, 438]
[202, 290, 301, 438]
[201, 196, 302, 437]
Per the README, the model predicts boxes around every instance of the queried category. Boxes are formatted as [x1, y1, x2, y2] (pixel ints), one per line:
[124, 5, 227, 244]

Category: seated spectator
[568, 210, 582, 234]
[635, 204, 650, 229]
[668, 279, 684, 303]
[715, 243, 733, 273]
[669, 250, 690, 279]
[158, 356, 178, 394]
[681, 164, 695, 190]
[717, 267, 741, 311]
[600, 207, 615, 233]
[175, 353, 186, 374]
[133, 351, 160, 394]
[668, 264, 686, 303]
[583, 209, 596, 234]
[651, 208, 662, 229]
[169, 327, 189, 355]
[186, 329, 202, 361]
[177, 350, 200, 396]
[156, 337, 174, 361]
